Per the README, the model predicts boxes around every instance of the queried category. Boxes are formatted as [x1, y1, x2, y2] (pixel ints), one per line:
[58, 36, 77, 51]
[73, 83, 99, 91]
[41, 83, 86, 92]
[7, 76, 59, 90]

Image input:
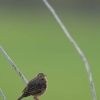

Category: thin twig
[42, 0, 97, 100]
[0, 88, 7, 100]
[0, 46, 37, 100]
[0, 46, 28, 84]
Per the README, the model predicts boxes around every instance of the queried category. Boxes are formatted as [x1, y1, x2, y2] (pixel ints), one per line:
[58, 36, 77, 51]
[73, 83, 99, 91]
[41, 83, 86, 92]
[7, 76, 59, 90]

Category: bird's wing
[22, 80, 45, 97]
[22, 87, 26, 93]
[22, 77, 37, 93]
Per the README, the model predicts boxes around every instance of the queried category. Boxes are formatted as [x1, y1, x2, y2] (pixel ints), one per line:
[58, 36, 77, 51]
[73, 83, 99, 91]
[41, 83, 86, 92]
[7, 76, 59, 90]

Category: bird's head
[37, 72, 47, 79]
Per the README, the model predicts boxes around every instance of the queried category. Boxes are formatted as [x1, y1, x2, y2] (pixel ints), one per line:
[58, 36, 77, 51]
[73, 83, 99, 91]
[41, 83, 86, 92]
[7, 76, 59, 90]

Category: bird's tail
[17, 96, 23, 100]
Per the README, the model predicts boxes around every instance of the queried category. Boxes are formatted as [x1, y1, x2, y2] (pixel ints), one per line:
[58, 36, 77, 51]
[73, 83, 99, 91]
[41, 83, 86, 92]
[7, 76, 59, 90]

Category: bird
[17, 72, 47, 100]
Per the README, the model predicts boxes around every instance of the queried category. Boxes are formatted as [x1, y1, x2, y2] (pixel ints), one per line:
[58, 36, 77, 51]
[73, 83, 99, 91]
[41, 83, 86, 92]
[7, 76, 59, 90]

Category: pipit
[17, 73, 47, 100]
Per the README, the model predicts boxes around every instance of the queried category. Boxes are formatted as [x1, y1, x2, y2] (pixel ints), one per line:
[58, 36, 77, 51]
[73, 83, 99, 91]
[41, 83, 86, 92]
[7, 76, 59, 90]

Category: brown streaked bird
[17, 73, 47, 100]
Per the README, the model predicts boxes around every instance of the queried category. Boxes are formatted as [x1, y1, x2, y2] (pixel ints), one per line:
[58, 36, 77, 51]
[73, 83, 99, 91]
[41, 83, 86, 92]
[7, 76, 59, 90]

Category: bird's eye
[39, 75, 42, 79]
[39, 75, 41, 77]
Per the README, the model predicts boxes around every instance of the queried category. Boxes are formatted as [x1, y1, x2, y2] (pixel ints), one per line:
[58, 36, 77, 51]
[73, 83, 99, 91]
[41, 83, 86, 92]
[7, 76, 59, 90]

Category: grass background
[0, 1, 100, 100]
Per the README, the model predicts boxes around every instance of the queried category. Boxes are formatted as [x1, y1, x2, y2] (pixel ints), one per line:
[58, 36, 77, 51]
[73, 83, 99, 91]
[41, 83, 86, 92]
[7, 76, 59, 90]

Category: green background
[0, 0, 100, 100]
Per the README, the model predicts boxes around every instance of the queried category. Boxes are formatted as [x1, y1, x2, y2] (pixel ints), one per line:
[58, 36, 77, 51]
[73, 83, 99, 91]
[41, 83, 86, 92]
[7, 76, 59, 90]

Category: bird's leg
[34, 97, 39, 100]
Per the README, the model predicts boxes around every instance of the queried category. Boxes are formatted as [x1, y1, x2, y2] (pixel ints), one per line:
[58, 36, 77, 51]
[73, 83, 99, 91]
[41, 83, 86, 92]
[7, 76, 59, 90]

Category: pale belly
[33, 89, 47, 97]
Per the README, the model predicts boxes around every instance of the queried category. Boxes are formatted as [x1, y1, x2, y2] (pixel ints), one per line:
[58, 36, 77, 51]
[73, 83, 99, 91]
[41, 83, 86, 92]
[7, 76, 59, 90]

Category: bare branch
[42, 0, 97, 100]
[0, 46, 37, 100]
[0, 88, 7, 100]
[0, 46, 28, 84]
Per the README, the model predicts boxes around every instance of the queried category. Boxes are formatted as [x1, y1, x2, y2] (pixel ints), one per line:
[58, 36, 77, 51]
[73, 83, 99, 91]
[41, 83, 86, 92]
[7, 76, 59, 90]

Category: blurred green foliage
[0, 1, 100, 100]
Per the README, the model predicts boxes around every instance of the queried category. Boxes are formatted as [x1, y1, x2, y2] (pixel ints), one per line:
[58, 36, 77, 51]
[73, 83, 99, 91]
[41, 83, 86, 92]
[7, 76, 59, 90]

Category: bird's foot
[34, 97, 39, 100]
